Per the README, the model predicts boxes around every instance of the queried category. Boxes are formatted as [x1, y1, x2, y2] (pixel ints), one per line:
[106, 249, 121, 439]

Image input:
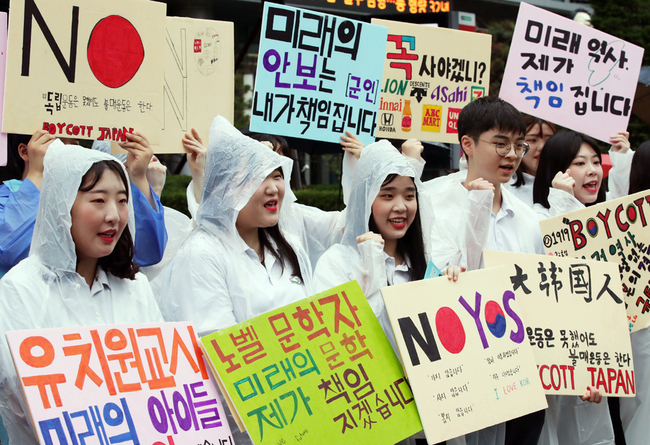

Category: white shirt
[507, 172, 535, 209]
[159, 229, 310, 337]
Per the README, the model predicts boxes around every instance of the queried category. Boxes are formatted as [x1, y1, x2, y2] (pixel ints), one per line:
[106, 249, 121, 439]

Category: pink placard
[6, 322, 233, 445]
[500, 3, 644, 143]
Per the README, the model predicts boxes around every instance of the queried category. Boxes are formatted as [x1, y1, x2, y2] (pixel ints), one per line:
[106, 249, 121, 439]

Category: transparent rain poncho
[158, 116, 314, 336]
[313, 140, 433, 351]
[0, 143, 163, 445]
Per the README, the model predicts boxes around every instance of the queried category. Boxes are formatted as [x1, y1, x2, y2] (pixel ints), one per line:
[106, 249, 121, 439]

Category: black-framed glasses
[472, 137, 530, 158]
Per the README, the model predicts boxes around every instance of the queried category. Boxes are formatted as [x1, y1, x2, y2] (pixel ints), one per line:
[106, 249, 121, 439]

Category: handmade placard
[6, 322, 233, 445]
[156, 16, 234, 154]
[382, 267, 547, 444]
[484, 250, 634, 397]
[201, 281, 422, 445]
[3, 0, 165, 143]
[372, 19, 491, 143]
[539, 190, 650, 332]
[249, 3, 388, 146]
[500, 2, 644, 143]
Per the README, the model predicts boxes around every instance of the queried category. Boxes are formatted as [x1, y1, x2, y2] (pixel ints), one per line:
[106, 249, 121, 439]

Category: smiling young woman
[0, 143, 162, 445]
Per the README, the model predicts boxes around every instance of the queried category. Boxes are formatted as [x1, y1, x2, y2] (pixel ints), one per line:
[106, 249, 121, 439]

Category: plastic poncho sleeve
[186, 179, 200, 220]
[293, 203, 345, 269]
[132, 183, 168, 267]
[159, 236, 237, 336]
[535, 188, 585, 220]
[314, 241, 395, 352]
[607, 148, 634, 200]
[463, 189, 494, 271]
[0, 179, 40, 276]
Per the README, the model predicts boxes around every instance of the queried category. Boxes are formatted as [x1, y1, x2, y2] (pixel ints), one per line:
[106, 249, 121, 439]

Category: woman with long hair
[0, 143, 162, 444]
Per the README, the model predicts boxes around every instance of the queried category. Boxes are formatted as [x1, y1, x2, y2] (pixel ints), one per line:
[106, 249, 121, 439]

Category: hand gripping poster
[484, 251, 635, 397]
[372, 19, 491, 143]
[381, 267, 547, 444]
[500, 2, 644, 144]
[5, 322, 233, 445]
[201, 281, 422, 445]
[249, 3, 388, 146]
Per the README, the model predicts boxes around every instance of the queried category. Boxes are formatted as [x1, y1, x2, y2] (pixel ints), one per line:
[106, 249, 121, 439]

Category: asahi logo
[381, 113, 394, 126]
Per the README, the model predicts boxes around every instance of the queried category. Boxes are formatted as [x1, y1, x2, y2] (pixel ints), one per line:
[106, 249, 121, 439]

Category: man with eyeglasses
[422, 96, 546, 445]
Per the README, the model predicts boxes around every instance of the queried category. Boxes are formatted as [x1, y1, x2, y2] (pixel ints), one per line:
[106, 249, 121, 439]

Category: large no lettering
[87, 16, 144, 88]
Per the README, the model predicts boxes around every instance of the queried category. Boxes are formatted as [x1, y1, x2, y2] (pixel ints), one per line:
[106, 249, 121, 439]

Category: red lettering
[596, 209, 612, 238]
[595, 367, 607, 390]
[587, 367, 597, 386]
[615, 369, 627, 394]
[634, 198, 647, 226]
[627, 370, 635, 394]
[614, 204, 629, 232]
[56, 122, 65, 134]
[607, 368, 617, 394]
[86, 126, 93, 138]
[626, 204, 637, 224]
[568, 365, 575, 390]
[539, 365, 552, 390]
[66, 123, 73, 135]
[550, 365, 561, 390]
[569, 220, 587, 250]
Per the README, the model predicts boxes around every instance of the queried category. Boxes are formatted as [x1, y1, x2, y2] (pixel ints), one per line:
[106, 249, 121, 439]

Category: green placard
[201, 280, 422, 445]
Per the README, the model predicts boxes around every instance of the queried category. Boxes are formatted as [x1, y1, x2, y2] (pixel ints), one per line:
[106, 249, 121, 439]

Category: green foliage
[160, 175, 192, 217]
[234, 74, 252, 131]
[591, 0, 650, 147]
[159, 176, 344, 216]
[294, 185, 345, 211]
[486, 21, 515, 97]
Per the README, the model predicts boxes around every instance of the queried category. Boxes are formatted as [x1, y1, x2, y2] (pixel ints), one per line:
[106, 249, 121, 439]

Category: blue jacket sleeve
[131, 183, 167, 267]
[0, 180, 40, 275]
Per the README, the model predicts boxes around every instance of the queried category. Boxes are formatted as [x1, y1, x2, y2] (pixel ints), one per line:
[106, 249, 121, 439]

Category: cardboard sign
[201, 281, 423, 445]
[381, 267, 547, 444]
[156, 17, 233, 154]
[372, 19, 491, 143]
[0, 12, 7, 167]
[539, 190, 650, 333]
[3, 0, 166, 144]
[6, 322, 233, 445]
[483, 251, 634, 397]
[249, 4, 388, 146]
[500, 3, 644, 144]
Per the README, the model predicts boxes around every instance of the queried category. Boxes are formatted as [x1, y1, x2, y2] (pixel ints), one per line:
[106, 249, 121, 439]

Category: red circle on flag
[87, 15, 144, 88]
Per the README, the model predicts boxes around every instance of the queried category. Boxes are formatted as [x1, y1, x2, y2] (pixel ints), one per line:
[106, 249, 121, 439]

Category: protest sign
[201, 281, 422, 445]
[372, 19, 491, 143]
[249, 3, 388, 146]
[156, 17, 233, 154]
[3, 0, 166, 144]
[0, 12, 7, 167]
[484, 251, 634, 397]
[381, 267, 547, 444]
[500, 2, 644, 144]
[6, 322, 233, 445]
[540, 190, 650, 333]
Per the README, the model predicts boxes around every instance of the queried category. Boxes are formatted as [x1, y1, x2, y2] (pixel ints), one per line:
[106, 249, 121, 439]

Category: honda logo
[381, 113, 394, 126]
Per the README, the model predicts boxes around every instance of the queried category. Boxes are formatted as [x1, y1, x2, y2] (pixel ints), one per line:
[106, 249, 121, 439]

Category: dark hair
[78, 160, 140, 280]
[458, 96, 526, 148]
[629, 141, 650, 194]
[512, 115, 558, 188]
[0, 133, 31, 182]
[249, 133, 289, 157]
[368, 174, 427, 281]
[256, 168, 304, 282]
[533, 131, 606, 208]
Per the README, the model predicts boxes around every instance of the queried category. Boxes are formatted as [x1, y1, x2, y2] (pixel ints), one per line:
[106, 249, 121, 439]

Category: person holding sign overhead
[0, 143, 163, 445]
[0, 130, 168, 278]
